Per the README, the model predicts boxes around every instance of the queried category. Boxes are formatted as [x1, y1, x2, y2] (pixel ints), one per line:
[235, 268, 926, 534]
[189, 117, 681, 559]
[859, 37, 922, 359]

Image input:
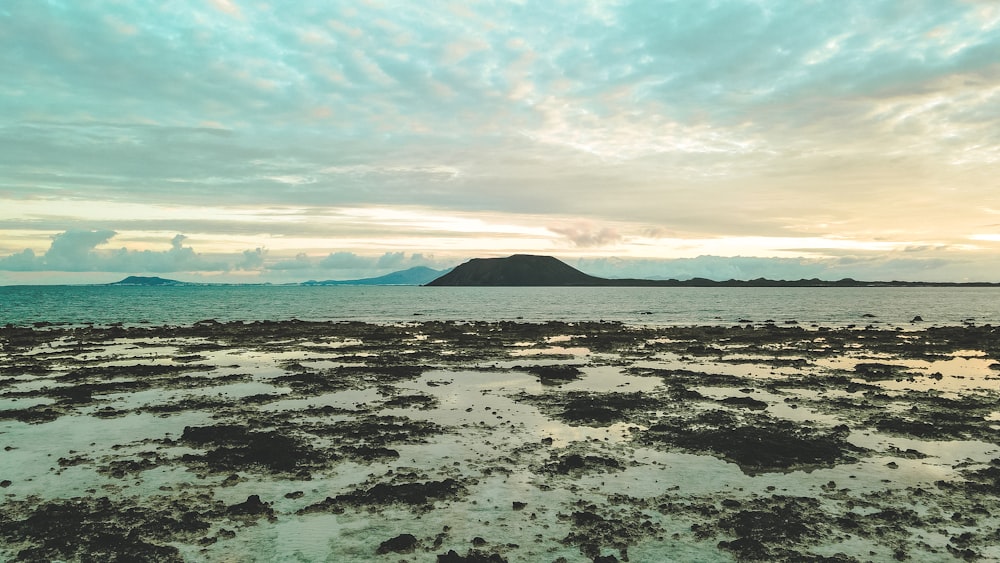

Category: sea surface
[2, 284, 999, 327]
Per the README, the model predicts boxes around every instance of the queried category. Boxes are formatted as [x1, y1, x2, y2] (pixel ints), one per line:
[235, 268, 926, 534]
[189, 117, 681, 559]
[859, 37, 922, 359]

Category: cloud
[376, 251, 406, 269]
[571, 252, 975, 282]
[43, 229, 117, 270]
[207, 0, 242, 18]
[4, 1, 1000, 282]
[0, 249, 39, 272]
[316, 250, 439, 272]
[237, 247, 266, 270]
[271, 253, 314, 270]
[573, 256, 823, 281]
[0, 231, 233, 273]
[319, 252, 371, 270]
[549, 222, 623, 248]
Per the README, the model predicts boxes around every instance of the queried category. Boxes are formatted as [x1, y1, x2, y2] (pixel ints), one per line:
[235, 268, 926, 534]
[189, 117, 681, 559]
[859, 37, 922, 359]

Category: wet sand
[2, 320, 1000, 562]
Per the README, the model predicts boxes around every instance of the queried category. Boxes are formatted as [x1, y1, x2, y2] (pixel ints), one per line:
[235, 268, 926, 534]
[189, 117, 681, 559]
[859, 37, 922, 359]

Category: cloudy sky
[2, 0, 999, 284]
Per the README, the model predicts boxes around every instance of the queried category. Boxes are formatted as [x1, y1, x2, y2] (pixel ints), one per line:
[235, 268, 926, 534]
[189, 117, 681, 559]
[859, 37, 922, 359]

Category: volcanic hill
[425, 255, 617, 286]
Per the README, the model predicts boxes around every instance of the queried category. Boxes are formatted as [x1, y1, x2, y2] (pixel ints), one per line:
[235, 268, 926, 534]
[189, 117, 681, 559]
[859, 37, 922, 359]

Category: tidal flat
[2, 320, 1000, 562]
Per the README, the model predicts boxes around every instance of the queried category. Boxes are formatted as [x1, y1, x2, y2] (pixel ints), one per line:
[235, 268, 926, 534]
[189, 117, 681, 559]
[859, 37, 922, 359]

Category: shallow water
[3, 321, 1000, 561]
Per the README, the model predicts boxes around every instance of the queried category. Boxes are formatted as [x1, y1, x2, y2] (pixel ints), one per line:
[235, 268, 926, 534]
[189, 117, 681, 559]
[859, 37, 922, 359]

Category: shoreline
[3, 320, 999, 561]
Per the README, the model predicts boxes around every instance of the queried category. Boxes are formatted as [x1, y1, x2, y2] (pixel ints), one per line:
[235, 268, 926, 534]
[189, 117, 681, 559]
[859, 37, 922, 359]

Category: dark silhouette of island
[303, 266, 449, 286]
[427, 255, 607, 286]
[108, 267, 451, 288]
[426, 255, 1000, 287]
[109, 276, 190, 286]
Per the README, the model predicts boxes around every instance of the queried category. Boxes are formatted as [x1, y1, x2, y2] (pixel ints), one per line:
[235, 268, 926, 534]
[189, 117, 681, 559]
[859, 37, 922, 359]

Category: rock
[0, 480, 11, 487]
[437, 549, 508, 562]
[376, 533, 418, 554]
[226, 495, 273, 518]
[720, 396, 768, 410]
[512, 501, 527, 511]
[911, 315, 923, 322]
[527, 365, 584, 385]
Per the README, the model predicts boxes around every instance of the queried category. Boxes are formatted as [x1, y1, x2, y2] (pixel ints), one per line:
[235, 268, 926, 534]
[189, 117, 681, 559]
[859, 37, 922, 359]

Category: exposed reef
[3, 320, 1000, 561]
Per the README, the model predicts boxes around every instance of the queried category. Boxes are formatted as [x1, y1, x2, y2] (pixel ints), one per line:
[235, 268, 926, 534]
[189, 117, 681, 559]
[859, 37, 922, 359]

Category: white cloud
[319, 252, 372, 270]
[4, 1, 1000, 282]
[548, 222, 623, 248]
[0, 231, 231, 273]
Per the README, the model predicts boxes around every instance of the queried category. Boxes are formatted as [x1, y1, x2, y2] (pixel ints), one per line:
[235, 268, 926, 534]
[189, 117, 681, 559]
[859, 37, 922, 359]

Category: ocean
[2, 284, 999, 327]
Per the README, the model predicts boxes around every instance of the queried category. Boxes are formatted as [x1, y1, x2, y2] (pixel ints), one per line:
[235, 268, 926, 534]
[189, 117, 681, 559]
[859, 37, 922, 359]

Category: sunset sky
[2, 0, 999, 284]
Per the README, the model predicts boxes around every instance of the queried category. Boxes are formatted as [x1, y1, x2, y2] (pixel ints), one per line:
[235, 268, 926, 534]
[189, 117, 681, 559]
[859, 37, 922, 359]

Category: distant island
[109, 276, 191, 286]
[107, 267, 450, 288]
[425, 255, 1000, 287]
[302, 266, 448, 286]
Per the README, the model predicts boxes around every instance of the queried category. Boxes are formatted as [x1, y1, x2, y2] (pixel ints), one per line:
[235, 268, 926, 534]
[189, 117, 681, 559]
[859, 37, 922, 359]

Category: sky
[2, 0, 1000, 284]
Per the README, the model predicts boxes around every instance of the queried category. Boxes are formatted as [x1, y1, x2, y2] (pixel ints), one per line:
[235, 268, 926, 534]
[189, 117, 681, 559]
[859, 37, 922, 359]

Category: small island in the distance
[107, 255, 1000, 288]
[109, 276, 192, 286]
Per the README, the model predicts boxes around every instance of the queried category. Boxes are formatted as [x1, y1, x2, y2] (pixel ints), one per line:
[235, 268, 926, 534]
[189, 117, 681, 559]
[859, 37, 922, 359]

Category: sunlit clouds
[2, 1, 1000, 283]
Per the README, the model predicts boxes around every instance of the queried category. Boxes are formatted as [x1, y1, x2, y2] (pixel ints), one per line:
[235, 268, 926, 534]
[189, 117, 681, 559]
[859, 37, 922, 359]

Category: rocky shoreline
[2, 320, 1000, 561]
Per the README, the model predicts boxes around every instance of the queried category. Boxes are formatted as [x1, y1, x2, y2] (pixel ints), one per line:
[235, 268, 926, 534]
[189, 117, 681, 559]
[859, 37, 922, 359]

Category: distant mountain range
[108, 267, 449, 287]
[426, 255, 1000, 287]
[302, 266, 449, 286]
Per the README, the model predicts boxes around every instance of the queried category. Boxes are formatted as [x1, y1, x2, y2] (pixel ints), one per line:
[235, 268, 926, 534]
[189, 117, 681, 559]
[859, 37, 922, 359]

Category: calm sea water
[2, 285, 998, 328]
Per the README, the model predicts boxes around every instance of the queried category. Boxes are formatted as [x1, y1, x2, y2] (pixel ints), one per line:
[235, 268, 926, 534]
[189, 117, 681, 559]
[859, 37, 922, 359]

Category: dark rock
[436, 548, 508, 562]
[226, 495, 273, 518]
[853, 363, 908, 381]
[376, 533, 419, 554]
[340, 445, 400, 461]
[640, 410, 864, 474]
[179, 425, 321, 473]
[549, 392, 658, 426]
[526, 365, 584, 384]
[720, 396, 768, 410]
[0, 497, 187, 562]
[384, 393, 439, 409]
[548, 453, 624, 475]
[300, 479, 468, 514]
